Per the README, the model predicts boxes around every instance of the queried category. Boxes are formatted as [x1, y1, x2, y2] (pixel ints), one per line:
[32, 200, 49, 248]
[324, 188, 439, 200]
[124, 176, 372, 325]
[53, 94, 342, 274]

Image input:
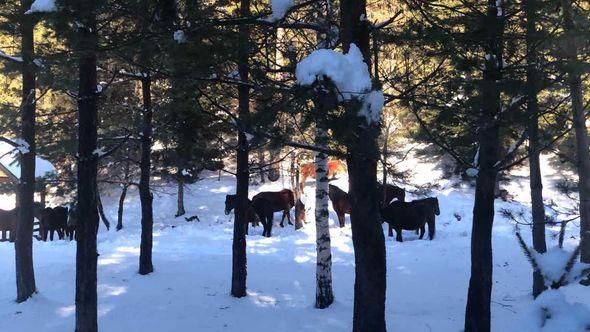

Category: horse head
[224, 194, 236, 215]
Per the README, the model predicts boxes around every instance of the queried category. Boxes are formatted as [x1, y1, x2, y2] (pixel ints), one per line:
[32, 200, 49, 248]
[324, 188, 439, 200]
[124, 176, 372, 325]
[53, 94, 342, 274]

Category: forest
[0, 0, 589, 331]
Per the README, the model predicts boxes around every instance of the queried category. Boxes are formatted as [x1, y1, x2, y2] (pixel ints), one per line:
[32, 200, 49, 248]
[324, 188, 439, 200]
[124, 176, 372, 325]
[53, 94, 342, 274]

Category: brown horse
[381, 197, 440, 242]
[328, 183, 406, 228]
[0, 203, 44, 242]
[328, 184, 351, 228]
[251, 189, 295, 237]
[299, 160, 347, 187]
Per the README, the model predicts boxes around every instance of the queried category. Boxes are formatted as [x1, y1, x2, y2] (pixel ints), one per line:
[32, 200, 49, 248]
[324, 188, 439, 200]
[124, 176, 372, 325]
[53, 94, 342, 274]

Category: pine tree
[14, 0, 37, 303]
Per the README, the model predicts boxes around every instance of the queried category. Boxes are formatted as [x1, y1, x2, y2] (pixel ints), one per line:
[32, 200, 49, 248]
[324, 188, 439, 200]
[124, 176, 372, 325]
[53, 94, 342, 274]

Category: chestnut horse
[251, 189, 295, 237]
[299, 160, 346, 187]
[328, 183, 405, 228]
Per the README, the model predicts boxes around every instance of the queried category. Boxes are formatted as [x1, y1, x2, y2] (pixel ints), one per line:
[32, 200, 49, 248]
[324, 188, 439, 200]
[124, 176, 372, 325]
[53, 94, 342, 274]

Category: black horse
[381, 197, 440, 242]
[329, 183, 406, 228]
[224, 195, 260, 235]
[40, 206, 69, 241]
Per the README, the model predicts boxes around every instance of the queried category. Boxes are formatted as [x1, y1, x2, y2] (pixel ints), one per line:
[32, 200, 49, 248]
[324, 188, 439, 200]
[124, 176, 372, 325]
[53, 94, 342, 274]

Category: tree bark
[231, 0, 250, 298]
[314, 122, 334, 308]
[139, 75, 154, 275]
[176, 177, 186, 217]
[340, 0, 386, 330]
[116, 184, 128, 231]
[464, 2, 504, 331]
[523, 0, 547, 298]
[96, 186, 110, 231]
[15, 0, 37, 303]
[560, 0, 590, 264]
[75, 9, 100, 332]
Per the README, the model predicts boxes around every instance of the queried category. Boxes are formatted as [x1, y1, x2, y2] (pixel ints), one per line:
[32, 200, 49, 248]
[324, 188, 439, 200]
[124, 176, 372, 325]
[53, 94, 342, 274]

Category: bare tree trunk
[116, 184, 128, 231]
[75, 6, 100, 331]
[96, 186, 110, 231]
[139, 75, 154, 275]
[465, 2, 504, 331]
[560, 0, 590, 265]
[257, 149, 265, 183]
[176, 177, 186, 217]
[314, 123, 334, 308]
[15, 0, 37, 303]
[523, 0, 547, 298]
[340, 0, 386, 330]
[231, 0, 250, 298]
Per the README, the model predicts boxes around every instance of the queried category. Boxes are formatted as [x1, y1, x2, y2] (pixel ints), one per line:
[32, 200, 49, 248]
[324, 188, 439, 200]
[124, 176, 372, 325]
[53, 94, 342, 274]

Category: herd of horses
[225, 162, 440, 241]
[0, 203, 77, 242]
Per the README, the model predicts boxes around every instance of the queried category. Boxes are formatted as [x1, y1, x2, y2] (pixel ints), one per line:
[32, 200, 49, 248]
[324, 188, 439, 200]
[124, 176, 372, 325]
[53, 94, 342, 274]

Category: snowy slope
[0, 149, 588, 331]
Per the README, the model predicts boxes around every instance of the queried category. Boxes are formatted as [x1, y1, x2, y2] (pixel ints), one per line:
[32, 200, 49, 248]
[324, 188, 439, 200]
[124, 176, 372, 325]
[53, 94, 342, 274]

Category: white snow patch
[527, 290, 590, 331]
[173, 30, 186, 43]
[25, 0, 57, 14]
[270, 0, 294, 21]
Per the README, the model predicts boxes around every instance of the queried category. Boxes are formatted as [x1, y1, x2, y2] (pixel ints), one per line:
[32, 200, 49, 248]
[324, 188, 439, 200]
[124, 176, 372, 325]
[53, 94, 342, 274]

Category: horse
[381, 197, 440, 242]
[40, 206, 69, 241]
[299, 160, 347, 187]
[251, 189, 295, 237]
[377, 183, 406, 206]
[224, 194, 260, 234]
[328, 184, 351, 228]
[0, 203, 44, 242]
[328, 183, 406, 228]
[66, 203, 77, 241]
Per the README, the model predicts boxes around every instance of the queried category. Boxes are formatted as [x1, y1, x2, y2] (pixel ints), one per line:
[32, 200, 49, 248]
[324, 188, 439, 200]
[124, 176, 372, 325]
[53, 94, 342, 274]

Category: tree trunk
[314, 123, 334, 308]
[258, 149, 265, 183]
[523, 0, 547, 298]
[176, 177, 186, 217]
[340, 0, 386, 330]
[465, 2, 504, 331]
[231, 0, 250, 298]
[96, 186, 110, 231]
[75, 10, 100, 332]
[139, 75, 154, 275]
[116, 185, 128, 231]
[560, 0, 590, 264]
[15, 0, 37, 303]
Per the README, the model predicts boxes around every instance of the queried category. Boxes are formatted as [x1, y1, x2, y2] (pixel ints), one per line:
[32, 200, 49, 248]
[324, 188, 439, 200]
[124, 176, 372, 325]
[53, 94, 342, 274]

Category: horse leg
[428, 216, 435, 240]
[395, 228, 403, 242]
[50, 229, 54, 241]
[58, 229, 64, 240]
[337, 211, 345, 228]
[419, 225, 425, 239]
[267, 214, 273, 237]
[388, 224, 393, 237]
[280, 211, 285, 228]
[287, 209, 293, 225]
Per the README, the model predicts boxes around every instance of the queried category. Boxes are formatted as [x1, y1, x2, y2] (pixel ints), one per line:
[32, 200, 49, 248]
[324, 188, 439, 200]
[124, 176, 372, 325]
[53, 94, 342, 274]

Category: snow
[0, 140, 56, 178]
[532, 246, 590, 287]
[1, 145, 589, 331]
[296, 44, 384, 124]
[0, 49, 23, 63]
[269, 0, 294, 21]
[525, 290, 590, 331]
[465, 167, 479, 177]
[296, 44, 372, 100]
[173, 30, 186, 44]
[25, 0, 57, 14]
[359, 90, 385, 124]
[93, 148, 106, 157]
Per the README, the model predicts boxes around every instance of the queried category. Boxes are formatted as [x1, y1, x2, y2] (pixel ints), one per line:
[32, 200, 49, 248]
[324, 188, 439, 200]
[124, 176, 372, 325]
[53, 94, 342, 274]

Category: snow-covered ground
[1, 149, 588, 331]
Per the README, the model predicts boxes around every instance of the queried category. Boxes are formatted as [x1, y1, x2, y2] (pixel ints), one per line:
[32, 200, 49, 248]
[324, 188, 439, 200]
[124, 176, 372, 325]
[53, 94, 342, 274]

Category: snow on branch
[0, 49, 23, 63]
[270, 0, 294, 21]
[25, 0, 57, 14]
[295, 44, 384, 124]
